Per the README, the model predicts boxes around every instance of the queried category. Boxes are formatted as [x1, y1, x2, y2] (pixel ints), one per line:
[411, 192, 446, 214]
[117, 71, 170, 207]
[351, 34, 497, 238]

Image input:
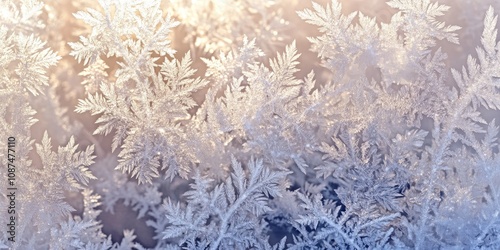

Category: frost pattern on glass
[0, 0, 500, 249]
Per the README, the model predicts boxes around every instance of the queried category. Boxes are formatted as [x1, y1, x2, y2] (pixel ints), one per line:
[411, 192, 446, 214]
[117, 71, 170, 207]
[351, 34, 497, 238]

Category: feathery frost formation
[1, 0, 500, 249]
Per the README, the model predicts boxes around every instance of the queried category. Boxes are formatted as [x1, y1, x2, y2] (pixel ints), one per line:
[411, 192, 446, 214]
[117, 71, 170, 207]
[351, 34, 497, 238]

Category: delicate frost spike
[297, 0, 356, 46]
[270, 40, 301, 83]
[482, 6, 498, 56]
[485, 119, 499, 149]
[36, 131, 96, 189]
[297, 0, 346, 28]
[292, 155, 308, 174]
[387, 0, 450, 15]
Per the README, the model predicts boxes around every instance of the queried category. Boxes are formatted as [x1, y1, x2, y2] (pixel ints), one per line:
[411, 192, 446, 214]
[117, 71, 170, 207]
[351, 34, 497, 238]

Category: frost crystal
[1, 0, 500, 249]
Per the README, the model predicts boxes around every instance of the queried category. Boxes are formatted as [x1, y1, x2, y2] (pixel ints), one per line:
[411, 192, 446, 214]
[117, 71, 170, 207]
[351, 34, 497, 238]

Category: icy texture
[0, 0, 499, 249]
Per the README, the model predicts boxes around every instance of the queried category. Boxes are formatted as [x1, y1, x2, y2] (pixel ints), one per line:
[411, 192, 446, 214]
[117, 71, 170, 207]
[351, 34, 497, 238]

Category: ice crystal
[1, 0, 500, 249]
